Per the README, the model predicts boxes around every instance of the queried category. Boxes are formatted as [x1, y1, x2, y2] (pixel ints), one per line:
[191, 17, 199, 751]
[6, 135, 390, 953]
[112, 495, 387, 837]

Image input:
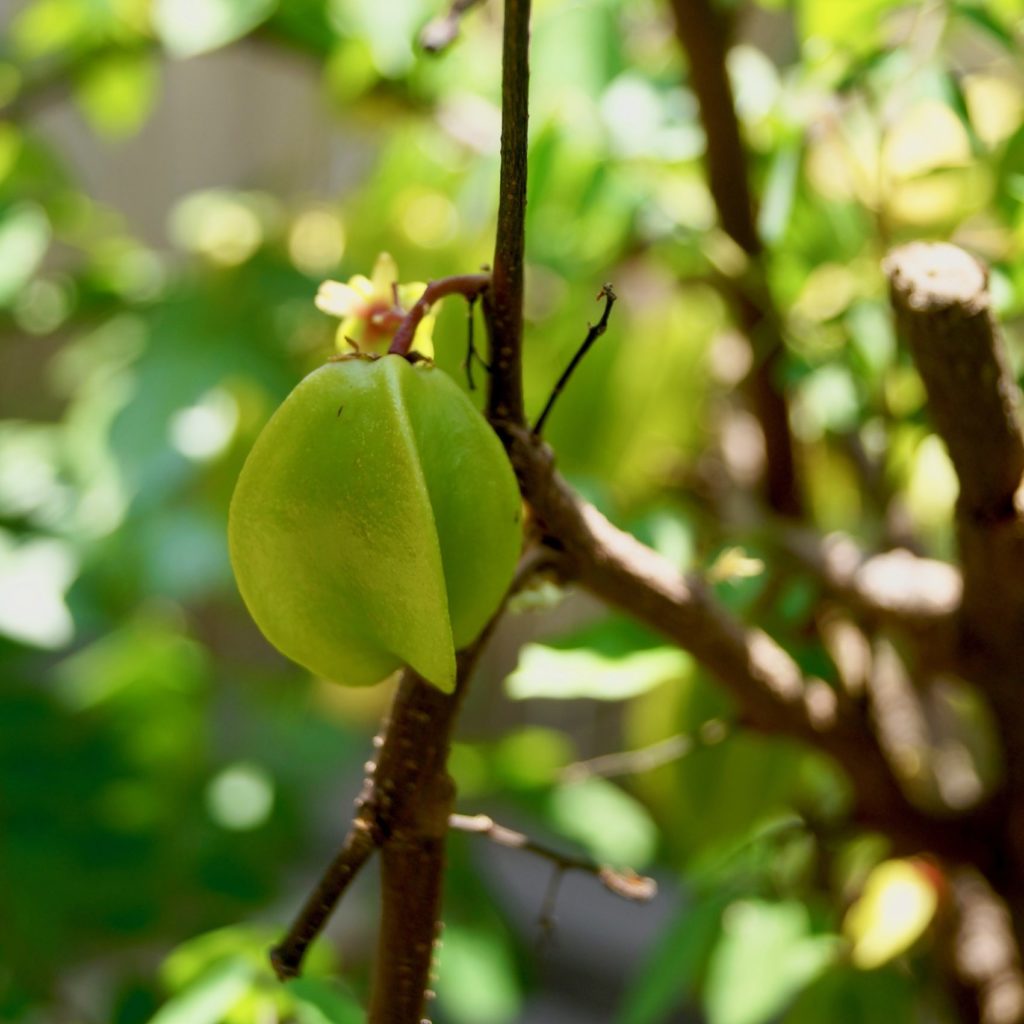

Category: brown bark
[667, 0, 801, 517]
[887, 242, 1024, 977]
[485, 0, 531, 427]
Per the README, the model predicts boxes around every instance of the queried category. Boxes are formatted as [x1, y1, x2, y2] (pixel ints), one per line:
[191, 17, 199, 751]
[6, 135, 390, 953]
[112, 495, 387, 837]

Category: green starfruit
[228, 353, 522, 694]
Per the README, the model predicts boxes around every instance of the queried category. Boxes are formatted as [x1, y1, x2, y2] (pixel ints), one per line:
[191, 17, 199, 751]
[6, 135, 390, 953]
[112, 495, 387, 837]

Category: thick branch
[885, 243, 1024, 523]
[484, 0, 530, 426]
[270, 639, 490, 990]
[667, 0, 800, 517]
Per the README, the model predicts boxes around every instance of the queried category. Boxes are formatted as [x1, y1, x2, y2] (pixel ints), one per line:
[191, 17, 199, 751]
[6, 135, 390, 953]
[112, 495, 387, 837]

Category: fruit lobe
[228, 354, 522, 693]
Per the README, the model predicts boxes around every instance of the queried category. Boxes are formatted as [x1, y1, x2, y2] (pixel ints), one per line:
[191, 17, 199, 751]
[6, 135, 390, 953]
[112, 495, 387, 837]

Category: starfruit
[228, 353, 522, 693]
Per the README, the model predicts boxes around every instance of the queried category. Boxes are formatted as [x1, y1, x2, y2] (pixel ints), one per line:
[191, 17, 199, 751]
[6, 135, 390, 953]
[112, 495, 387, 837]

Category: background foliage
[2, 0, 1024, 1021]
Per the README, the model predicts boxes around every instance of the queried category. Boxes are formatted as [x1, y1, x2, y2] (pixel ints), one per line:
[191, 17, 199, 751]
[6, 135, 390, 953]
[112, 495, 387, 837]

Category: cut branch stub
[885, 242, 1024, 523]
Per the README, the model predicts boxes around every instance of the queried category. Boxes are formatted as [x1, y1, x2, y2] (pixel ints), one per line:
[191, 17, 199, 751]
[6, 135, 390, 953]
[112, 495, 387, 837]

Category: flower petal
[315, 281, 363, 318]
[370, 252, 399, 296]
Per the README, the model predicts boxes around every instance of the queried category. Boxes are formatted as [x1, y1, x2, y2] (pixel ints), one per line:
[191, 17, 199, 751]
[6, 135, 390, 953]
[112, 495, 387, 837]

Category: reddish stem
[388, 273, 490, 356]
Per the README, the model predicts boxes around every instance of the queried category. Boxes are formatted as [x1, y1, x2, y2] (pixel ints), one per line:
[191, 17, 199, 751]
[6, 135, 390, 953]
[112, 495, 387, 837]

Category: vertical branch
[363, 650, 481, 1024]
[667, 0, 801, 517]
[485, 0, 531, 428]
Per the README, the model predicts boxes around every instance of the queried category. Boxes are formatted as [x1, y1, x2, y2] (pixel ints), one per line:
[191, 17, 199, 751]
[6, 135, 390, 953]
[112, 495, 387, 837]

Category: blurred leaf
[704, 900, 838, 1024]
[549, 778, 658, 866]
[75, 51, 159, 139]
[507, 617, 692, 701]
[154, 0, 278, 58]
[0, 202, 50, 305]
[759, 140, 802, 245]
[842, 859, 938, 969]
[11, 0, 92, 58]
[435, 923, 520, 1024]
[617, 890, 727, 1024]
[0, 533, 77, 649]
[783, 964, 917, 1023]
[148, 957, 255, 1024]
[286, 978, 364, 1024]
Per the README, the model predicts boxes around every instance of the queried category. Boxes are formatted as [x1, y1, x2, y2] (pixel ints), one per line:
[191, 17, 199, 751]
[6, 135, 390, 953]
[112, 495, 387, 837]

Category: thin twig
[270, 822, 379, 979]
[420, 0, 488, 53]
[532, 285, 617, 436]
[388, 273, 490, 356]
[463, 294, 490, 390]
[561, 718, 732, 784]
[450, 813, 658, 901]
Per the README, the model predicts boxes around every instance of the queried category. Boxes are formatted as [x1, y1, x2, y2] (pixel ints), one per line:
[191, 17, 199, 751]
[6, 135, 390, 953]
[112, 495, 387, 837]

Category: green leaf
[74, 52, 159, 138]
[506, 618, 692, 701]
[703, 900, 838, 1024]
[154, 0, 278, 58]
[617, 891, 727, 1024]
[148, 957, 255, 1024]
[0, 202, 50, 306]
[287, 978, 365, 1024]
[759, 140, 802, 245]
[549, 778, 658, 866]
[784, 964, 917, 1024]
[435, 923, 521, 1024]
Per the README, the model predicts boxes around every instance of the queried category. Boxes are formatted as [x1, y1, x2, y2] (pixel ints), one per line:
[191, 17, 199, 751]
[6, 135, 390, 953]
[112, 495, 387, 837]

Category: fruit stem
[388, 273, 491, 357]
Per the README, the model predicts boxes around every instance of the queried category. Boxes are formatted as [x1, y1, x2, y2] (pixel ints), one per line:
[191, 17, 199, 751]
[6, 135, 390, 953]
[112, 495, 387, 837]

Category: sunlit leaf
[549, 778, 658, 866]
[704, 900, 838, 1024]
[843, 859, 939, 969]
[0, 202, 50, 305]
[617, 890, 727, 1024]
[154, 0, 278, 58]
[74, 51, 159, 138]
[507, 618, 692, 702]
[148, 957, 255, 1024]
[287, 977, 364, 1024]
[435, 923, 521, 1024]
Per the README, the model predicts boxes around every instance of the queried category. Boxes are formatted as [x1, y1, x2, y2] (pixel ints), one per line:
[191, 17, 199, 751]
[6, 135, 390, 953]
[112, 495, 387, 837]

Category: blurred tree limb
[667, 0, 802, 518]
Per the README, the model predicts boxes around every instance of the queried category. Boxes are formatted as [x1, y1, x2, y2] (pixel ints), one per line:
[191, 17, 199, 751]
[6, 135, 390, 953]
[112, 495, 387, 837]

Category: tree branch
[781, 530, 960, 647]
[885, 243, 1024, 524]
[450, 813, 657, 902]
[502, 425, 996, 868]
[667, 0, 801, 518]
[388, 272, 490, 356]
[484, 0, 531, 427]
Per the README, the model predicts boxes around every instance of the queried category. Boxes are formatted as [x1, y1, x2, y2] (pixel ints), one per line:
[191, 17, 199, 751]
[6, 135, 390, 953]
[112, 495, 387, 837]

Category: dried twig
[450, 813, 657, 902]
[532, 285, 617, 436]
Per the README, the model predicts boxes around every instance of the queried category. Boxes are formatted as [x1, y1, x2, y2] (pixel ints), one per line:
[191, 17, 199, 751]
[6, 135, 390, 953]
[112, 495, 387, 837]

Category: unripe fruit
[229, 354, 522, 693]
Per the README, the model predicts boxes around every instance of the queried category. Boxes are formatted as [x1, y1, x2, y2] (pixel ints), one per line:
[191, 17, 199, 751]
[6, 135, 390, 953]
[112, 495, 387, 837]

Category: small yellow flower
[315, 253, 437, 356]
